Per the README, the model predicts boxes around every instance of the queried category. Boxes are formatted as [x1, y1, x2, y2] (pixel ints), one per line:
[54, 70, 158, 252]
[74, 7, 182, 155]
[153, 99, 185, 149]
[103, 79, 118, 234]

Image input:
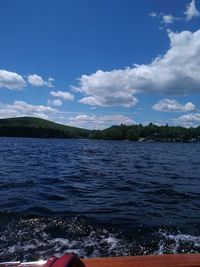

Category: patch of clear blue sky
[0, 0, 200, 125]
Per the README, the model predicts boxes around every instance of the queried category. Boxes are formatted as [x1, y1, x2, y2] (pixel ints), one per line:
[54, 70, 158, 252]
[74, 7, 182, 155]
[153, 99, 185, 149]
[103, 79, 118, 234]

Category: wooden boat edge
[83, 254, 200, 267]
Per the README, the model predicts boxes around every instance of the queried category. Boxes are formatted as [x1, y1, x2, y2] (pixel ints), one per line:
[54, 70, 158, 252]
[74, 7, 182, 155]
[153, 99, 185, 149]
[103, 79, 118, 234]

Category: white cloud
[172, 113, 200, 127]
[74, 29, 200, 107]
[149, 12, 179, 25]
[27, 74, 54, 87]
[0, 70, 26, 90]
[67, 114, 135, 130]
[50, 90, 74, 101]
[47, 99, 63, 106]
[153, 99, 195, 112]
[150, 1, 200, 24]
[0, 71, 55, 90]
[184, 0, 200, 21]
[162, 14, 175, 24]
[79, 96, 102, 106]
[0, 101, 57, 120]
[149, 12, 157, 18]
[72, 69, 139, 107]
[78, 91, 138, 107]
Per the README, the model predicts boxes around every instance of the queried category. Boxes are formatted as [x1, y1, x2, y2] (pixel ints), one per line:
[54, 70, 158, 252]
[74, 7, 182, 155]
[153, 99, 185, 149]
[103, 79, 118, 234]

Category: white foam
[164, 234, 200, 243]
[157, 232, 200, 254]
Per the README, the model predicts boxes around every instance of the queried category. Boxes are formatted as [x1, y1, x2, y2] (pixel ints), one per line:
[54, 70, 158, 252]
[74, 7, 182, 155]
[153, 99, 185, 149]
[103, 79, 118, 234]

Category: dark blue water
[0, 137, 200, 261]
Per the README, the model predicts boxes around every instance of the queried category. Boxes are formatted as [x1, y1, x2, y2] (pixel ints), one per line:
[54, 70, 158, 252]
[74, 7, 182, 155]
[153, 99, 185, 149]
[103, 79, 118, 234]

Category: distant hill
[0, 117, 91, 139]
[1, 117, 200, 142]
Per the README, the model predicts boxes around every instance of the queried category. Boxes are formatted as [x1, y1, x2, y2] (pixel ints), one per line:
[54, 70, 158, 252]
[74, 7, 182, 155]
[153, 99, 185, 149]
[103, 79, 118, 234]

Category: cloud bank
[173, 113, 200, 127]
[74, 29, 200, 108]
[153, 99, 195, 112]
[0, 100, 135, 130]
[67, 114, 135, 130]
[0, 101, 57, 120]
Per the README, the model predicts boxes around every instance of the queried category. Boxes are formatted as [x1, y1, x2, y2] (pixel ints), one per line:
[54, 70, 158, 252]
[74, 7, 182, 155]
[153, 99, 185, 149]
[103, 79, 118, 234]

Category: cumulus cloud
[0, 70, 26, 90]
[184, 0, 200, 21]
[73, 29, 200, 108]
[27, 74, 54, 87]
[50, 90, 74, 101]
[0, 71, 55, 90]
[78, 91, 138, 107]
[72, 69, 139, 107]
[172, 113, 200, 127]
[67, 114, 135, 130]
[153, 99, 195, 112]
[47, 99, 63, 106]
[0, 101, 57, 120]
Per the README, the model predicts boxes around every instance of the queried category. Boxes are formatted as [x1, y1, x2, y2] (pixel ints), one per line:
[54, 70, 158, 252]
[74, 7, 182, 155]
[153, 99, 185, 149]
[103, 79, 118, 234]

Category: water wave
[0, 139, 200, 260]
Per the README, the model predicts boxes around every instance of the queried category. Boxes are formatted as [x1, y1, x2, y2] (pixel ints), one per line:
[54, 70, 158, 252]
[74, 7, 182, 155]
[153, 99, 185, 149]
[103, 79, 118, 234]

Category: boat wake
[0, 212, 200, 261]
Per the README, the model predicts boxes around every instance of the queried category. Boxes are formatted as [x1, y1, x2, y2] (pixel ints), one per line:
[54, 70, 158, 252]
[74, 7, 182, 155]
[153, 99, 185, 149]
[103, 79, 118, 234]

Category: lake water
[0, 137, 200, 261]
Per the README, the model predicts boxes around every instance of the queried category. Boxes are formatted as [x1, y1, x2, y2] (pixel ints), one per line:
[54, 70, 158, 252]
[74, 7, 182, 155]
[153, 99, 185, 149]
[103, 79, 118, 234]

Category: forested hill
[90, 123, 200, 142]
[0, 117, 200, 142]
[0, 117, 91, 138]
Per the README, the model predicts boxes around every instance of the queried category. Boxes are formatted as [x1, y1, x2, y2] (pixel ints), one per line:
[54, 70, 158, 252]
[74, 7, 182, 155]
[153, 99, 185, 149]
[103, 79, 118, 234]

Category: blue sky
[1, 0, 200, 129]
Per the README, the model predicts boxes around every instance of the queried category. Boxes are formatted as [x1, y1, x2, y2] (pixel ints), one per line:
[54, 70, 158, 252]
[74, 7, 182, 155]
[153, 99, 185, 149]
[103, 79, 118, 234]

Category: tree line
[0, 117, 200, 142]
[89, 123, 200, 142]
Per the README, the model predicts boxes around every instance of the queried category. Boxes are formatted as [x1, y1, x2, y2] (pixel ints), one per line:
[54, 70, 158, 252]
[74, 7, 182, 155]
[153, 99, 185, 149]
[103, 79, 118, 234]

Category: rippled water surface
[0, 137, 200, 260]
